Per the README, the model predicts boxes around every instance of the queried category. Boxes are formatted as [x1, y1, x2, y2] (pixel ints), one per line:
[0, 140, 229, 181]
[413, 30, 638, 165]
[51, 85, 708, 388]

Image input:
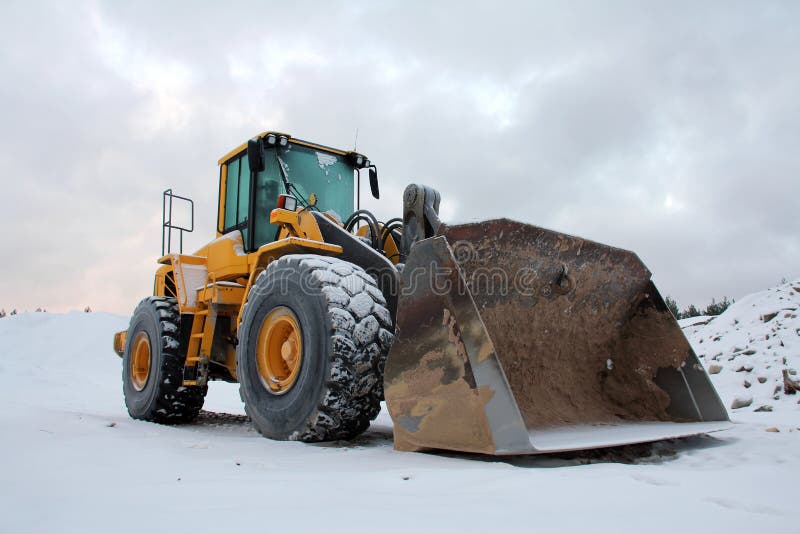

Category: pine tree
[665, 296, 680, 319]
[704, 296, 731, 316]
[682, 304, 701, 318]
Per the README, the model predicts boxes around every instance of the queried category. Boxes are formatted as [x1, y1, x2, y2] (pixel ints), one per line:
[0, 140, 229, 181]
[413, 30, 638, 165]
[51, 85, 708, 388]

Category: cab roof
[217, 131, 358, 165]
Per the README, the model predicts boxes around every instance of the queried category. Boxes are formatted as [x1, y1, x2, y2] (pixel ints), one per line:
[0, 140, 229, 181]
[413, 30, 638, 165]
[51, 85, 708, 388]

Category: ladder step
[194, 310, 209, 316]
[190, 333, 204, 338]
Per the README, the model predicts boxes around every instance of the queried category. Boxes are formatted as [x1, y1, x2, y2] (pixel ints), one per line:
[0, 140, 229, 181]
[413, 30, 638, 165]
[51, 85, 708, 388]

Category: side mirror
[247, 138, 265, 173]
[369, 166, 379, 199]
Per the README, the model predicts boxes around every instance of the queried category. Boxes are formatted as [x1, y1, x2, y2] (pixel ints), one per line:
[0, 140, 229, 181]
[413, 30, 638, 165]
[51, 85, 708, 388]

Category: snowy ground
[1, 282, 798, 533]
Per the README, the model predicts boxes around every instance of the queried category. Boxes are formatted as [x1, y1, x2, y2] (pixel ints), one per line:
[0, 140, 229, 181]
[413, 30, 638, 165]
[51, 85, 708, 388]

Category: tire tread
[239, 255, 393, 442]
[123, 297, 206, 424]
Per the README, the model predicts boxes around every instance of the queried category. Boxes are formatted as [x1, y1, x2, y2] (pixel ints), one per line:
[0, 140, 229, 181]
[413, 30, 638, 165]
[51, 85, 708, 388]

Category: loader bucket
[384, 219, 730, 455]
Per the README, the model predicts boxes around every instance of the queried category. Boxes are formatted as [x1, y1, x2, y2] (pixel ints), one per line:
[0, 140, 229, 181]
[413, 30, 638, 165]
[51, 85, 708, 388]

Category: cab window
[223, 153, 251, 246]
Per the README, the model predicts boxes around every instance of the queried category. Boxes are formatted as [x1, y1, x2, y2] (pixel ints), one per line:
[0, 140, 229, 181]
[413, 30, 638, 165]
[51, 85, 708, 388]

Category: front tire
[237, 255, 393, 442]
[122, 297, 206, 423]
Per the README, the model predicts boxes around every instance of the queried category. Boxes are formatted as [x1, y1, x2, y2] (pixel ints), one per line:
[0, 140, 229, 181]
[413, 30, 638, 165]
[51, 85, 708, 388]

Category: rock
[765, 427, 780, 433]
[707, 364, 723, 375]
[735, 364, 754, 372]
[757, 376, 767, 384]
[730, 396, 753, 409]
[784, 370, 800, 395]
[754, 405, 773, 412]
[760, 312, 778, 322]
[743, 380, 751, 388]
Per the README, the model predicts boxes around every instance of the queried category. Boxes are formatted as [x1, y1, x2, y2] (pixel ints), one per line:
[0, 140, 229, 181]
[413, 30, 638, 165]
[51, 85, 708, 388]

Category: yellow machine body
[118, 132, 398, 388]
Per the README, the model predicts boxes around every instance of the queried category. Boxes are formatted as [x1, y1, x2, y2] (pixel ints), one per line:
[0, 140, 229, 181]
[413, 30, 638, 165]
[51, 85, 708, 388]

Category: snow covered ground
[679, 280, 800, 416]
[1, 282, 798, 533]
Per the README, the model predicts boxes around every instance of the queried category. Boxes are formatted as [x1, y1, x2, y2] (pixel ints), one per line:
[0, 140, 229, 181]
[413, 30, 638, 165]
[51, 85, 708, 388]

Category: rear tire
[122, 297, 206, 423]
[237, 255, 393, 442]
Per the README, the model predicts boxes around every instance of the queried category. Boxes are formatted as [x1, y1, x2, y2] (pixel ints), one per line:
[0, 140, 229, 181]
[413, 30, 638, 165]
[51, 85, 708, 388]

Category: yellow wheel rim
[256, 306, 303, 395]
[130, 332, 151, 391]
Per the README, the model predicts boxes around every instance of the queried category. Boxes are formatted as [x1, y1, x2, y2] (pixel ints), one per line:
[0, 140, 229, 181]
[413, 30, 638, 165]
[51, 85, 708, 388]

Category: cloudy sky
[1, 1, 797, 315]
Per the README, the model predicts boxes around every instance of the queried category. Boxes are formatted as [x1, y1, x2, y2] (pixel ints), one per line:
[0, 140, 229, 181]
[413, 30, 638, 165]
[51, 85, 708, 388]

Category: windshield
[276, 144, 355, 217]
[251, 143, 356, 248]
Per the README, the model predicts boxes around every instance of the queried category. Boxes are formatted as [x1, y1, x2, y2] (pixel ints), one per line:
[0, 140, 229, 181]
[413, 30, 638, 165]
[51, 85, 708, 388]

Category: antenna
[353, 127, 359, 151]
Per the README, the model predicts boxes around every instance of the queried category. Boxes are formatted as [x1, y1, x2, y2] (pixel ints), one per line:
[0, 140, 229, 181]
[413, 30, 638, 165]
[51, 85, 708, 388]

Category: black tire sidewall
[122, 304, 164, 418]
[238, 270, 331, 439]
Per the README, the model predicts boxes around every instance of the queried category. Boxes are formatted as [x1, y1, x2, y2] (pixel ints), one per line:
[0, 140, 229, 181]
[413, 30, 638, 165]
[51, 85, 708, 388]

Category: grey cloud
[0, 0, 797, 314]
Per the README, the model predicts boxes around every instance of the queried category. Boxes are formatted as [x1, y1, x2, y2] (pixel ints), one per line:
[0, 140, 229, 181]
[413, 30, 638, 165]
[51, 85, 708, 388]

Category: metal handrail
[162, 189, 194, 255]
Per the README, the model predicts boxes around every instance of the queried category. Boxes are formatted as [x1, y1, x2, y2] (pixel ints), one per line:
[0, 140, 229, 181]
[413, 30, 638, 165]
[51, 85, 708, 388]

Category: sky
[0, 0, 797, 315]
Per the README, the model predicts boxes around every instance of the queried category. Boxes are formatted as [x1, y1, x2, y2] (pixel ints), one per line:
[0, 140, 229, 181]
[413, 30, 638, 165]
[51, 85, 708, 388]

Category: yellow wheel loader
[113, 131, 730, 455]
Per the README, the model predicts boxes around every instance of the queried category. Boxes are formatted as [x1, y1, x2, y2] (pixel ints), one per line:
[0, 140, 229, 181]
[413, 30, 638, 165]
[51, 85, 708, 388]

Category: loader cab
[217, 133, 375, 253]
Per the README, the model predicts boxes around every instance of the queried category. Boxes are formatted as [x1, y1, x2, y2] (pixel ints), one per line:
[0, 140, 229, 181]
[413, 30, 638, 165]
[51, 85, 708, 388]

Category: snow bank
[680, 280, 800, 417]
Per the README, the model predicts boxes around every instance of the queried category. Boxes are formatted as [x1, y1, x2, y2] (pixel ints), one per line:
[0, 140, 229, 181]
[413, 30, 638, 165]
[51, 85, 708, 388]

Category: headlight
[265, 134, 276, 145]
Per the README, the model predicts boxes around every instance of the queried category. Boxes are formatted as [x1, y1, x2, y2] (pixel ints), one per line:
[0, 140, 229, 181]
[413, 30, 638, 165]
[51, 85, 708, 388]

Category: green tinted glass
[238, 154, 250, 225]
[249, 144, 356, 250]
[252, 162, 282, 248]
[224, 158, 240, 229]
[279, 144, 354, 220]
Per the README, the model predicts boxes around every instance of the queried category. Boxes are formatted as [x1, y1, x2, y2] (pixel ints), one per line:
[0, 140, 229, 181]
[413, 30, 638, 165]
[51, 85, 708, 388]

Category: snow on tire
[122, 296, 206, 423]
[236, 254, 393, 442]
